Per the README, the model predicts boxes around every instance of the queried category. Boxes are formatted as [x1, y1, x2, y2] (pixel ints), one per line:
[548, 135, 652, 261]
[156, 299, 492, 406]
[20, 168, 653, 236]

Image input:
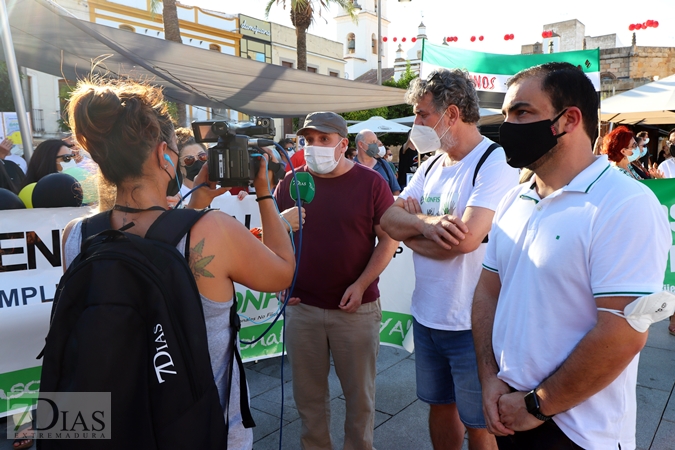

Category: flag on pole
[420, 41, 601, 109]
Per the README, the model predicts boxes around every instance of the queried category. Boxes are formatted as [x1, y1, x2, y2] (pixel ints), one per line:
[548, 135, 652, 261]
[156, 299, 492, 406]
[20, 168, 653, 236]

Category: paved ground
[2, 320, 675, 449]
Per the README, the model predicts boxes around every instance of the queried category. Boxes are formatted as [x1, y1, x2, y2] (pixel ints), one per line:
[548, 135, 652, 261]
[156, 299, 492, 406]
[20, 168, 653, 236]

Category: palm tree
[265, 0, 356, 71]
[151, 0, 187, 126]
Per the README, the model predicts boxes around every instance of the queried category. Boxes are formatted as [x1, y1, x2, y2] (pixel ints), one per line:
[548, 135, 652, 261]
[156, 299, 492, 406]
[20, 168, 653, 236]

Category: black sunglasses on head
[182, 152, 207, 166]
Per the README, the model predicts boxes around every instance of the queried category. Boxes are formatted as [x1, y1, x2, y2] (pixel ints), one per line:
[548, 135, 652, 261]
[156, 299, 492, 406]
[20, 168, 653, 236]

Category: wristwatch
[524, 388, 553, 422]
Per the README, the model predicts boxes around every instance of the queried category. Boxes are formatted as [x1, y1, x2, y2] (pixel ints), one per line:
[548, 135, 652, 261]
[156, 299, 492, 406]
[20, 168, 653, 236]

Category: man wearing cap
[355, 129, 401, 195]
[274, 112, 399, 450]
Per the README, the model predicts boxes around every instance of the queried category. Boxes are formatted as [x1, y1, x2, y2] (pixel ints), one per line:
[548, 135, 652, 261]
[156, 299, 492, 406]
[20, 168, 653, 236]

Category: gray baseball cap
[297, 112, 348, 138]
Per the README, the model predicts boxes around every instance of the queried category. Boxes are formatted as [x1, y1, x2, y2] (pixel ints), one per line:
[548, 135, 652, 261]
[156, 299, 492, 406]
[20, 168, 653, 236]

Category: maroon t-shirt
[275, 163, 394, 309]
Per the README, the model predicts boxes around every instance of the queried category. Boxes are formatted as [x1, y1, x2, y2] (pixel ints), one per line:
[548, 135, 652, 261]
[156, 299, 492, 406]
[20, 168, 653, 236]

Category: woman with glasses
[22, 139, 76, 187]
[602, 126, 646, 180]
[175, 127, 208, 195]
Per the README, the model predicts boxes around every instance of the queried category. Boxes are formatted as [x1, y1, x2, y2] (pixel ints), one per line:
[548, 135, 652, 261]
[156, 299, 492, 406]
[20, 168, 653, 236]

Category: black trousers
[496, 420, 584, 450]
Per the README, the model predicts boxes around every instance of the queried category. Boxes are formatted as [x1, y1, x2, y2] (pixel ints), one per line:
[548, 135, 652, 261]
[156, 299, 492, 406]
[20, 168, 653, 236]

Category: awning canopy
[600, 74, 675, 125]
[347, 116, 411, 134]
[5, 0, 406, 118]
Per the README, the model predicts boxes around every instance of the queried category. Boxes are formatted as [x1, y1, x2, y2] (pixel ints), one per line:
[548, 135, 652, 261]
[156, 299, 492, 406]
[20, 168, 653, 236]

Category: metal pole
[0, 0, 33, 160]
[377, 0, 381, 85]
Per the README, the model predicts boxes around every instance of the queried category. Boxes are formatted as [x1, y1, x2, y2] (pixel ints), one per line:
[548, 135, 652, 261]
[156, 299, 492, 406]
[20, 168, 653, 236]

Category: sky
[183, 0, 675, 66]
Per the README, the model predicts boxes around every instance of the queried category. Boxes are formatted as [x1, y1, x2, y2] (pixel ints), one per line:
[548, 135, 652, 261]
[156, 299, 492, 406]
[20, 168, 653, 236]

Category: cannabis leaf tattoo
[189, 238, 215, 280]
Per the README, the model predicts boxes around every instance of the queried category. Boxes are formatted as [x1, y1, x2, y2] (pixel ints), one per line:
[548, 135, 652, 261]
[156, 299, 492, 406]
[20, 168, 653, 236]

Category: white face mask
[59, 159, 77, 171]
[644, 138, 650, 145]
[305, 142, 342, 175]
[409, 108, 450, 154]
[598, 291, 675, 333]
[639, 146, 647, 158]
[386, 155, 393, 162]
[378, 146, 386, 158]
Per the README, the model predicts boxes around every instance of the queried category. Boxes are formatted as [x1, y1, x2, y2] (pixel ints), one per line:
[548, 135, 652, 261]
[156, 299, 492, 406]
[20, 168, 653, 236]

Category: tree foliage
[342, 63, 418, 147]
[0, 62, 18, 111]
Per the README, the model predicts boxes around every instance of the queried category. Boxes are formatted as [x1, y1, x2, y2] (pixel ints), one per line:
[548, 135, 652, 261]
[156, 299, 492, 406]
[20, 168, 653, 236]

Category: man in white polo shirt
[381, 69, 518, 450]
[472, 62, 670, 449]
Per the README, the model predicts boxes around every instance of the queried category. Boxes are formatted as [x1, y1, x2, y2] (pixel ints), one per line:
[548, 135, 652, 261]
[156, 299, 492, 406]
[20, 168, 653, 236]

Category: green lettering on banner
[0, 366, 42, 416]
[236, 290, 277, 313]
[240, 321, 285, 361]
[642, 180, 675, 289]
[379, 311, 413, 346]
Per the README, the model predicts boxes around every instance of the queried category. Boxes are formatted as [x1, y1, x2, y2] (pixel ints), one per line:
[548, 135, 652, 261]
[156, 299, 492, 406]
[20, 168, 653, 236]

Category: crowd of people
[2, 62, 675, 450]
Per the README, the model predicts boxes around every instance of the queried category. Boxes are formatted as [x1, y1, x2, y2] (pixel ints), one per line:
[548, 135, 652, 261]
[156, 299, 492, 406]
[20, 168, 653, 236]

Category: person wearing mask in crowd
[355, 129, 401, 195]
[381, 69, 518, 450]
[398, 132, 418, 189]
[274, 112, 399, 450]
[658, 130, 675, 178]
[345, 146, 357, 160]
[602, 126, 662, 180]
[380, 139, 398, 178]
[175, 127, 207, 196]
[278, 138, 295, 159]
[636, 131, 651, 167]
[473, 62, 669, 449]
[60, 79, 295, 450]
[22, 139, 77, 187]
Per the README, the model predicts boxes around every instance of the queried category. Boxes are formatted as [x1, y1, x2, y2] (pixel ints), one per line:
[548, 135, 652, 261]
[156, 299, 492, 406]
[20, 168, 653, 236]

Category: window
[307, 67, 317, 73]
[119, 24, 135, 32]
[372, 34, 377, 54]
[282, 61, 294, 68]
[329, 71, 339, 77]
[255, 53, 265, 62]
[209, 44, 221, 52]
[347, 33, 356, 54]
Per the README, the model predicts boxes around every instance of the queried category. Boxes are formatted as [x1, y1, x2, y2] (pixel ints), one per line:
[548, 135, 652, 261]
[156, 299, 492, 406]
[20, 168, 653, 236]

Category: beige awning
[601, 74, 675, 125]
[6, 0, 406, 118]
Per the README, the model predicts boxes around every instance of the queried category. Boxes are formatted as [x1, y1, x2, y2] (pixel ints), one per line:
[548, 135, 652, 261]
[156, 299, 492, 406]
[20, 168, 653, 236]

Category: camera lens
[212, 122, 228, 135]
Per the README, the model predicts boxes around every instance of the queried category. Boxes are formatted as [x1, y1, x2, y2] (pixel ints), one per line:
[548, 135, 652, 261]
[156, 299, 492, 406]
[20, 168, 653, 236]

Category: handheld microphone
[289, 172, 315, 205]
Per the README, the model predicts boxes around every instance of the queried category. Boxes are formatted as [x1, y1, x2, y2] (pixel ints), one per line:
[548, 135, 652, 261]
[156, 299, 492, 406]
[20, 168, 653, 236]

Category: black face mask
[185, 160, 205, 182]
[165, 151, 183, 197]
[499, 109, 568, 169]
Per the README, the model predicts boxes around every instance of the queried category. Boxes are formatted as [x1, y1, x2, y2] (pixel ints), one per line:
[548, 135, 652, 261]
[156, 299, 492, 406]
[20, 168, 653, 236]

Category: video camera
[191, 118, 280, 187]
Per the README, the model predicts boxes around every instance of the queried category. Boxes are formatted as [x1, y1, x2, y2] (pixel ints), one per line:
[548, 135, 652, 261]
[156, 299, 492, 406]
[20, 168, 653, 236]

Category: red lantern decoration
[479, 36, 484, 41]
[629, 24, 635, 31]
[471, 36, 476, 42]
[646, 20, 653, 27]
[510, 34, 515, 40]
[643, 22, 647, 28]
[393, 37, 397, 42]
[454, 37, 458, 41]
[446, 37, 452, 42]
[412, 37, 417, 42]
[402, 37, 407, 42]
[504, 34, 509, 40]
[382, 36, 388, 42]
[654, 21, 659, 28]
[636, 23, 642, 30]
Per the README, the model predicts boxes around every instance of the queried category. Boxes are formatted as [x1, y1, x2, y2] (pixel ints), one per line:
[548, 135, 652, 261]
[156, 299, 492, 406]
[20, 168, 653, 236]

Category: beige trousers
[285, 300, 381, 450]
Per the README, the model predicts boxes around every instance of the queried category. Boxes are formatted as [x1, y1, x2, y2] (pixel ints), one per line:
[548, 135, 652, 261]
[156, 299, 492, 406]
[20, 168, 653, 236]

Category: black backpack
[38, 208, 254, 449]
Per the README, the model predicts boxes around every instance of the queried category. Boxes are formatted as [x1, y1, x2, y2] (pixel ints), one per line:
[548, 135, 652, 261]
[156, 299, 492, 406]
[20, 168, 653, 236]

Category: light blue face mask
[626, 146, 641, 163]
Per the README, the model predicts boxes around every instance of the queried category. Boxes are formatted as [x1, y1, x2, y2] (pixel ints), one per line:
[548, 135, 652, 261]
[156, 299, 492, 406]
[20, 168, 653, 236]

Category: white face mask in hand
[305, 142, 342, 175]
[598, 291, 675, 333]
[409, 108, 450, 154]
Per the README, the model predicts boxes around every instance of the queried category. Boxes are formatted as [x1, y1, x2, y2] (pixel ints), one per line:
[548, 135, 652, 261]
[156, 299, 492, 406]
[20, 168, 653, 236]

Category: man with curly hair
[381, 69, 518, 450]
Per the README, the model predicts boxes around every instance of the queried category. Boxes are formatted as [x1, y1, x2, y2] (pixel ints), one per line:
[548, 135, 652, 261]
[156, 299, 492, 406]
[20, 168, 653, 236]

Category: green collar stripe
[519, 194, 539, 204]
[584, 165, 611, 193]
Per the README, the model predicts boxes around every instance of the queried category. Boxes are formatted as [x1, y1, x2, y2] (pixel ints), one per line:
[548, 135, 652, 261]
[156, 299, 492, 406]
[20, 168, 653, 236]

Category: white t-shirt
[483, 155, 670, 449]
[399, 137, 519, 330]
[659, 158, 675, 178]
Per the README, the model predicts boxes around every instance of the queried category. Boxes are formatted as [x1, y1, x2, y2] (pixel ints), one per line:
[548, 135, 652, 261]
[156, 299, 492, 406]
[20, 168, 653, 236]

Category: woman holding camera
[60, 79, 295, 449]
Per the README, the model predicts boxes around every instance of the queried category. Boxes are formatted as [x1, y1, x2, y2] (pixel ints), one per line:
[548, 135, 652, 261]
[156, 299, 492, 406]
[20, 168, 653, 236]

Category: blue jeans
[413, 317, 486, 428]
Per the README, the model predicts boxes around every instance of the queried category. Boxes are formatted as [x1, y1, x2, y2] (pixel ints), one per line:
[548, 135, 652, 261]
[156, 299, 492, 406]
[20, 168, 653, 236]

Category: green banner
[0, 366, 41, 416]
[642, 179, 675, 290]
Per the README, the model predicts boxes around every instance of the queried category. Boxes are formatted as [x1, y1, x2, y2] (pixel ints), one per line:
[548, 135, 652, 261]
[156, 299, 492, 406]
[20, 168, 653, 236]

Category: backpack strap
[472, 142, 501, 187]
[424, 153, 444, 177]
[145, 208, 212, 246]
[81, 210, 114, 250]
[472, 142, 502, 244]
[228, 299, 256, 429]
